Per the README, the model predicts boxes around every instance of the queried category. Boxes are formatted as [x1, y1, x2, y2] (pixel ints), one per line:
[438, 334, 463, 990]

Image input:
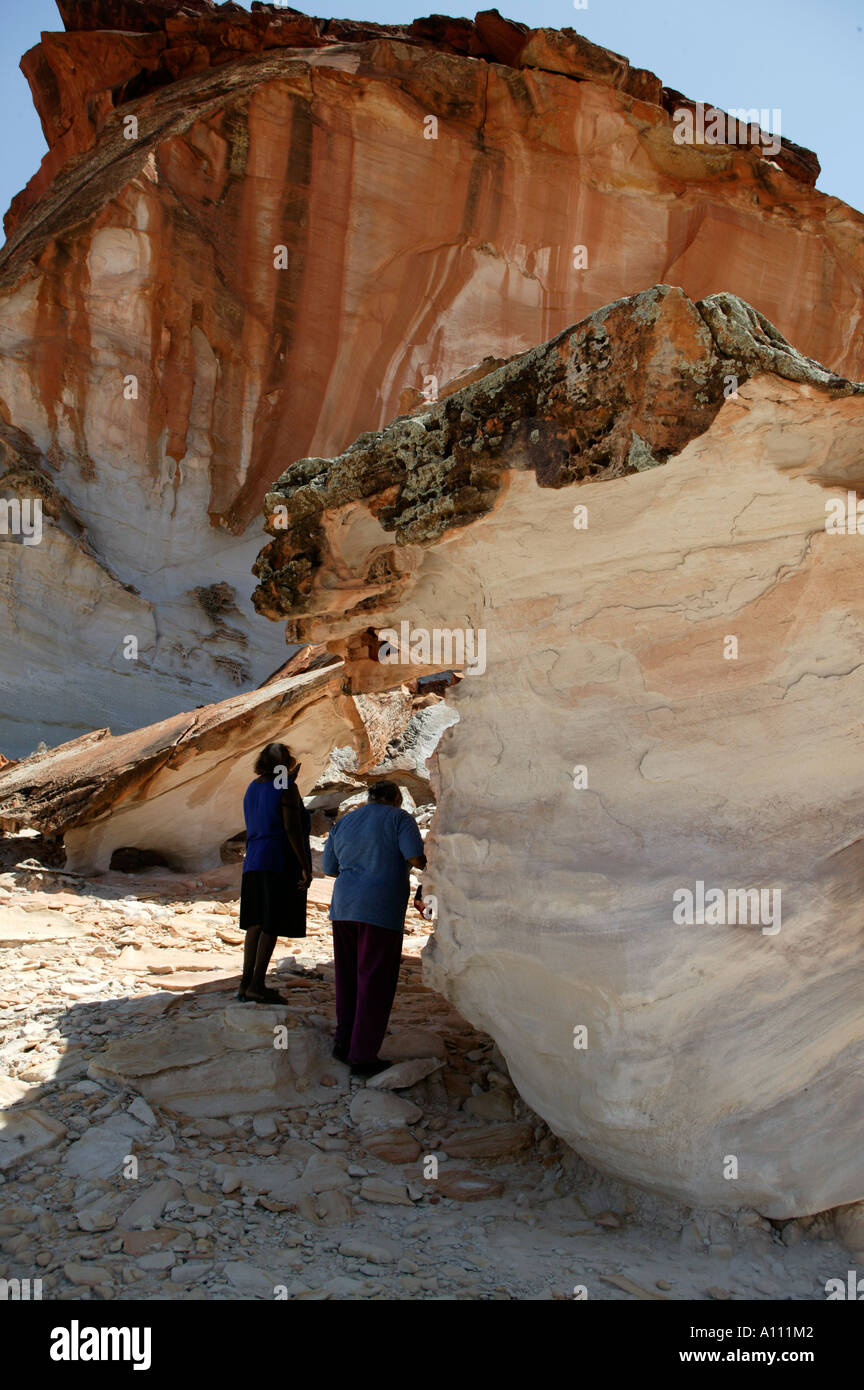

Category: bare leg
[238, 926, 261, 999]
[247, 931, 283, 1003]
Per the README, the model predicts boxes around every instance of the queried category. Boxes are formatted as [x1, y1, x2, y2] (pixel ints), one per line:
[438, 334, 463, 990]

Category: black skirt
[239, 870, 307, 938]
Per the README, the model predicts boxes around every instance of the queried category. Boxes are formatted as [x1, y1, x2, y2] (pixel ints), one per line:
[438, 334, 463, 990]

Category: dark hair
[254, 742, 294, 778]
[368, 780, 401, 806]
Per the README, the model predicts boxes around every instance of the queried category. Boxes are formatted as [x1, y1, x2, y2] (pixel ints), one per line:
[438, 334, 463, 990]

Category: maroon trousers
[332, 920, 403, 1065]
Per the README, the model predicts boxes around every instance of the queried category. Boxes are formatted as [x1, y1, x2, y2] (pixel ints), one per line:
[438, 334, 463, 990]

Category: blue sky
[1, 0, 862, 238]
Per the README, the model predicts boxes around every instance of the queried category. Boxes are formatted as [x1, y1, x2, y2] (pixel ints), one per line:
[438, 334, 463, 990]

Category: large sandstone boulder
[251, 285, 864, 1217]
[2, 4, 864, 754]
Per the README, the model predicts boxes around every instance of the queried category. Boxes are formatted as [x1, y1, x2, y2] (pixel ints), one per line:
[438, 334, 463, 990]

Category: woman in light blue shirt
[322, 781, 426, 1076]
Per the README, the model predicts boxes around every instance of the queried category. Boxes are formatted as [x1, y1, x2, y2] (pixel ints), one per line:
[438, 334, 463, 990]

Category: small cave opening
[108, 846, 174, 874]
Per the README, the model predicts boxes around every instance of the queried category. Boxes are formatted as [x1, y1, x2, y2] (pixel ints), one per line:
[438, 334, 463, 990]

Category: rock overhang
[251, 283, 864, 662]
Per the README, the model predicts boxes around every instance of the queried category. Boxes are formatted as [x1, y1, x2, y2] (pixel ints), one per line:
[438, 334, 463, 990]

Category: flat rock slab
[76, 1192, 126, 1232]
[232, 1161, 304, 1203]
[64, 1114, 150, 1179]
[442, 1123, 535, 1160]
[361, 1128, 421, 1163]
[434, 1169, 506, 1201]
[144, 970, 237, 992]
[0, 908, 86, 946]
[16, 1050, 90, 1085]
[301, 1151, 351, 1193]
[380, 1028, 447, 1061]
[122, 1228, 178, 1256]
[119, 1178, 183, 1231]
[0, 1075, 67, 1170]
[315, 1189, 354, 1225]
[64, 1262, 112, 1287]
[90, 1008, 347, 1116]
[338, 1236, 401, 1265]
[367, 1057, 443, 1089]
[349, 1089, 422, 1132]
[113, 946, 233, 973]
[358, 1176, 413, 1205]
[224, 1261, 280, 1299]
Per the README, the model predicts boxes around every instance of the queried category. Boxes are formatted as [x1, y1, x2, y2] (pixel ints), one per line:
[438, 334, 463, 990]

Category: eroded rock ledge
[250, 287, 864, 1215]
[253, 285, 861, 656]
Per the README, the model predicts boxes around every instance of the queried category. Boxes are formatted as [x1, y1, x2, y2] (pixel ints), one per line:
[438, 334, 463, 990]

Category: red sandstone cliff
[1, 2, 862, 755]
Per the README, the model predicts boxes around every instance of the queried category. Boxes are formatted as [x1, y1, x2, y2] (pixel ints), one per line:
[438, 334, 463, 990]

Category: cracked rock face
[3, 4, 864, 755]
[252, 286, 864, 1215]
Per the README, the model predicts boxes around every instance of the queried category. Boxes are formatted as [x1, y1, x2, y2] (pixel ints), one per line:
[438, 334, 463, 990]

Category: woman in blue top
[322, 780, 426, 1075]
[238, 741, 312, 1003]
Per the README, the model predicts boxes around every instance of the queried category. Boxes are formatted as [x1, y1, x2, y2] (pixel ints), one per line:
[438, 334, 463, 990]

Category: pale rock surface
[119, 1178, 182, 1231]
[89, 1004, 348, 1117]
[63, 1261, 112, 1287]
[0, 909, 85, 946]
[338, 1237, 401, 1266]
[0, 1075, 67, 1170]
[76, 1192, 122, 1232]
[231, 1163, 306, 1205]
[833, 1201, 864, 1258]
[367, 1058, 444, 1090]
[127, 1099, 156, 1127]
[348, 1089, 423, 1133]
[361, 1128, 422, 1164]
[64, 1113, 149, 1178]
[359, 701, 461, 806]
[380, 1029, 447, 1061]
[171, 1261, 212, 1285]
[223, 1261, 278, 1299]
[252, 286, 864, 1217]
[359, 1177, 413, 1206]
[300, 1151, 352, 1194]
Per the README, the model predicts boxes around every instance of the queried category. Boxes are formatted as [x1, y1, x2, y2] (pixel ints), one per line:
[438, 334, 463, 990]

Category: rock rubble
[0, 851, 856, 1300]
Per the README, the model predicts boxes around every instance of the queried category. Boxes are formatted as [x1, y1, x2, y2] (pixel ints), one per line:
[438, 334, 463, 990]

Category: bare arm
[282, 789, 312, 887]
